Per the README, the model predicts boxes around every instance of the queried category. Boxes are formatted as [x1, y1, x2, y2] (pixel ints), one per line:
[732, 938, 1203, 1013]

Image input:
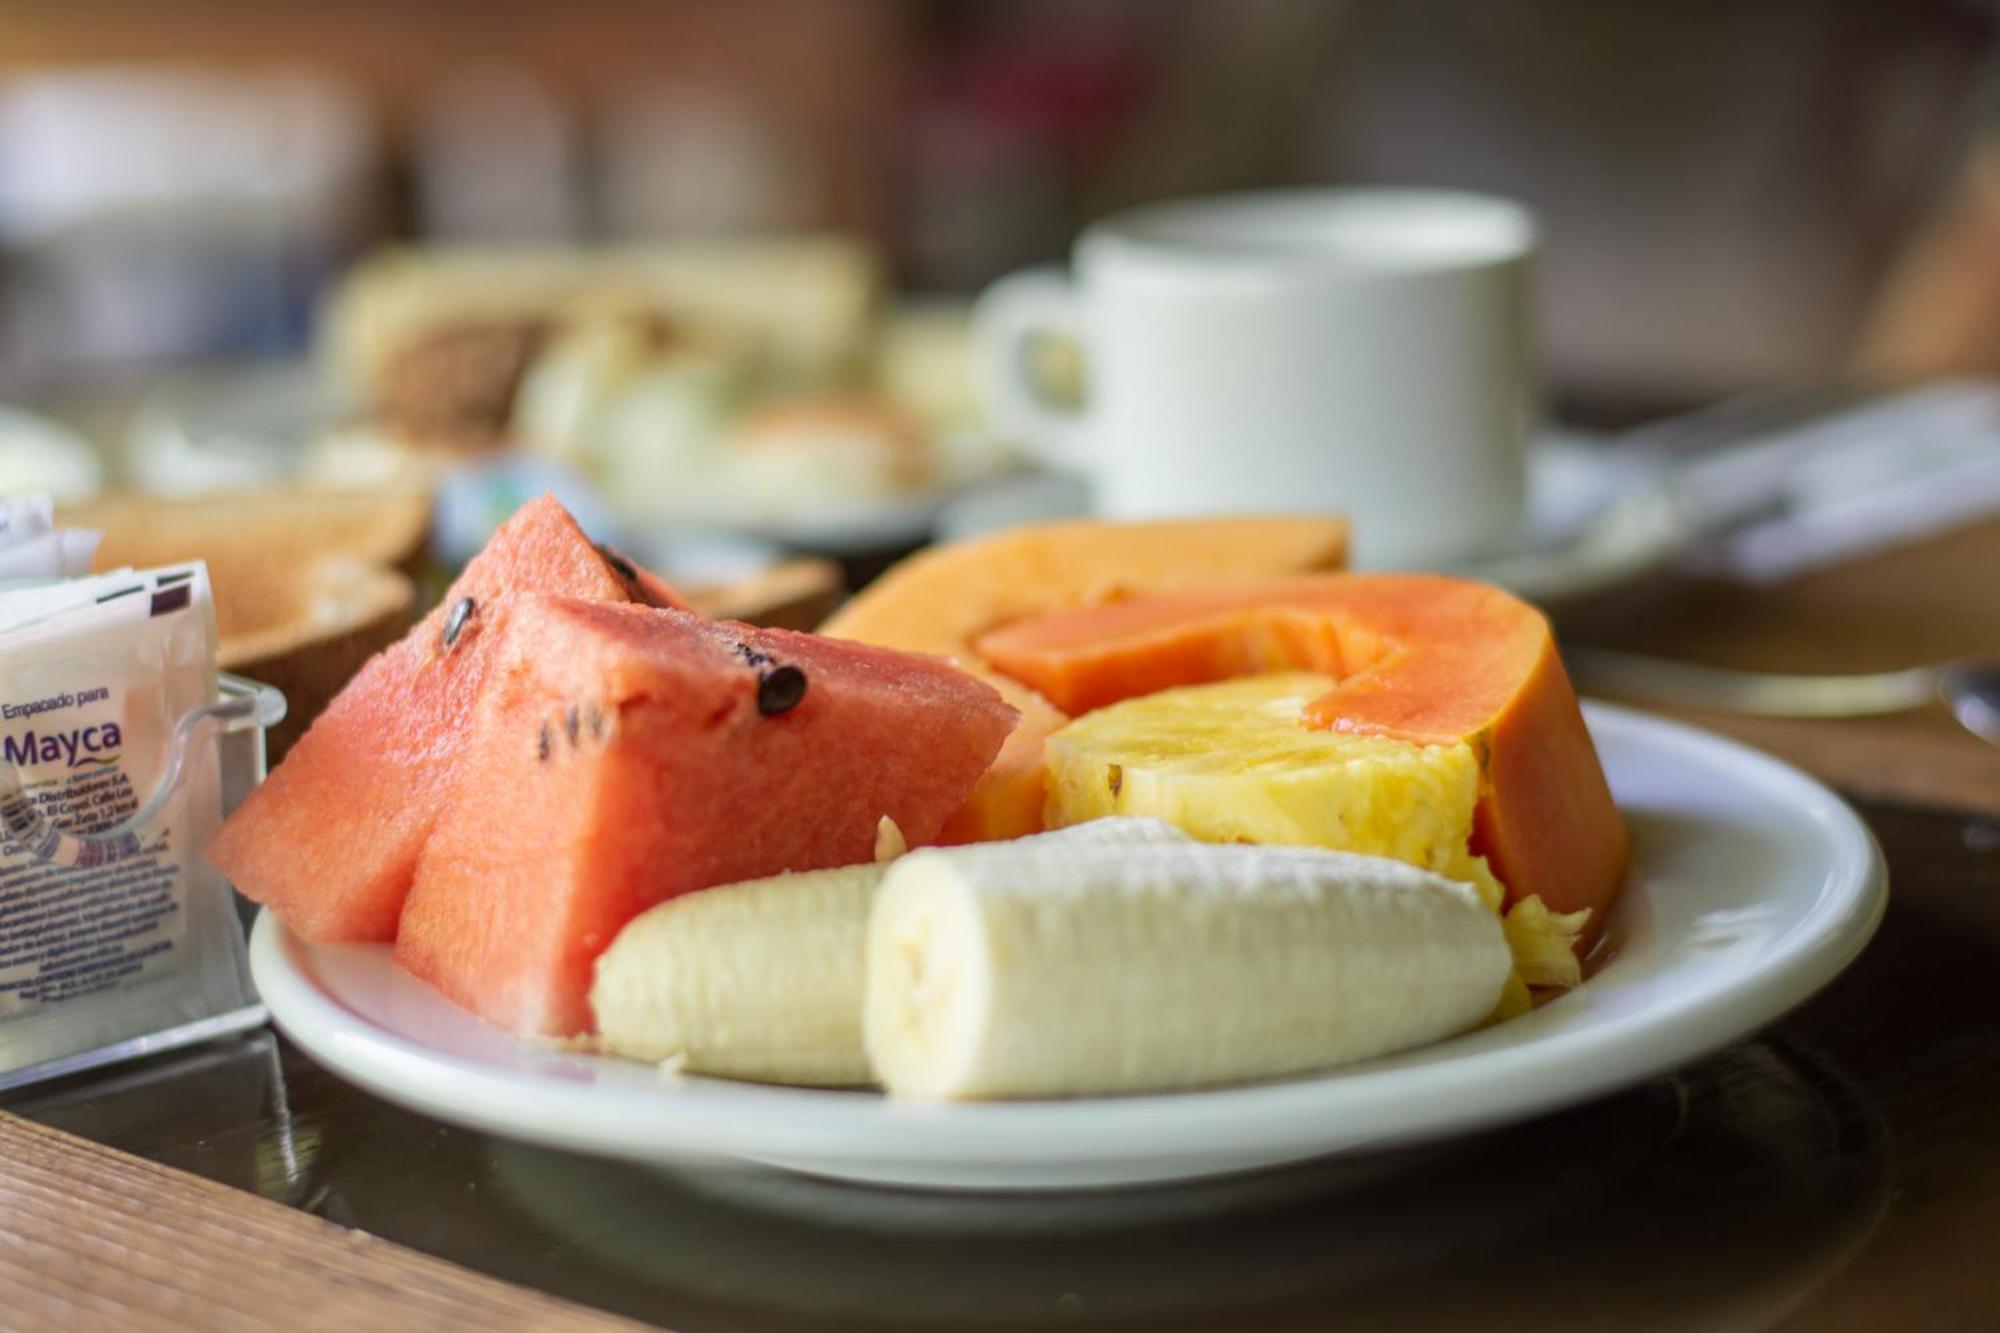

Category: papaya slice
[820, 515, 1349, 659]
[934, 674, 1067, 843]
[822, 515, 1349, 840]
[976, 573, 1628, 942]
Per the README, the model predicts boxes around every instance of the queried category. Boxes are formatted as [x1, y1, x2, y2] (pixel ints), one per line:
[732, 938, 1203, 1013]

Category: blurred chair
[1854, 136, 2000, 381]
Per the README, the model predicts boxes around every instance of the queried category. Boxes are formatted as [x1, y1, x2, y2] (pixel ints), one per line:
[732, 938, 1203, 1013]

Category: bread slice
[68, 489, 429, 581]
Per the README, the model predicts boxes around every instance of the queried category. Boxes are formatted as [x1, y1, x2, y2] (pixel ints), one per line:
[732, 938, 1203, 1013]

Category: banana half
[865, 841, 1511, 1100]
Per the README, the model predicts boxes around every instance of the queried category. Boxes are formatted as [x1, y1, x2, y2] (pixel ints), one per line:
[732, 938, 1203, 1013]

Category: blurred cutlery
[1567, 646, 2000, 746]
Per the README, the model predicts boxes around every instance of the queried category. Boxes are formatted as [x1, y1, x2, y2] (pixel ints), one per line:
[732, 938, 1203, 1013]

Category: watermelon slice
[208, 494, 687, 942]
[395, 597, 1018, 1037]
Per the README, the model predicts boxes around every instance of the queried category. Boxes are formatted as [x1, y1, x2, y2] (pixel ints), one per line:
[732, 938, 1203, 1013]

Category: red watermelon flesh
[207, 494, 687, 943]
[394, 596, 1018, 1037]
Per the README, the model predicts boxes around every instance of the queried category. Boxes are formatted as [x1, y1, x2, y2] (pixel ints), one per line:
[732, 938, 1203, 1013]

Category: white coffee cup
[973, 188, 1538, 568]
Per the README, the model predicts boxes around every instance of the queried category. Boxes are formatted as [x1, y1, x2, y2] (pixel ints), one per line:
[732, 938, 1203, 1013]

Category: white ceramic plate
[252, 703, 1884, 1192]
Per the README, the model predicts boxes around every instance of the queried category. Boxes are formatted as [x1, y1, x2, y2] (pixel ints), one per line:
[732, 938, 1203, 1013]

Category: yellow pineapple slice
[1044, 672, 1586, 991]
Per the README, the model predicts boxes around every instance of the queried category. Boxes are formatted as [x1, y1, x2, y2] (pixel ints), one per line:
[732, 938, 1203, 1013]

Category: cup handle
[973, 266, 1093, 471]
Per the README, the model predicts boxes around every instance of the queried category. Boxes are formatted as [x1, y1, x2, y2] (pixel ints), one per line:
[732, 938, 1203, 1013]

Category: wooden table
[3, 521, 1999, 1331]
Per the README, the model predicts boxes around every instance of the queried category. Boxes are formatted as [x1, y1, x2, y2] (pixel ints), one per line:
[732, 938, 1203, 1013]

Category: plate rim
[251, 701, 1886, 1172]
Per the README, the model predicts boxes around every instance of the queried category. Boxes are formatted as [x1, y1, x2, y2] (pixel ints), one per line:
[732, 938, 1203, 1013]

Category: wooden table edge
[0, 1110, 656, 1332]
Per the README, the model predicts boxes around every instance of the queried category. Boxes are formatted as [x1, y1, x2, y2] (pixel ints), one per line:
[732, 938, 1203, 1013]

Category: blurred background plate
[127, 359, 346, 495]
[124, 353, 1693, 601]
[1447, 435, 1689, 602]
[938, 436, 1691, 603]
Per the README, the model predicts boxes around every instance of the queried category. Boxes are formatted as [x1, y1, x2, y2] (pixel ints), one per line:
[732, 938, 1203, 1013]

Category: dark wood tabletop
[3, 518, 1998, 1331]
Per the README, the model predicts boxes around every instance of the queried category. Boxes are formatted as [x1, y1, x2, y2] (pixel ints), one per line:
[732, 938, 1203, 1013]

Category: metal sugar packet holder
[0, 674, 284, 1092]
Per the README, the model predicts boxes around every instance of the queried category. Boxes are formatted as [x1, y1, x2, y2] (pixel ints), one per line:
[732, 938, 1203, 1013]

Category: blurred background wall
[0, 0, 1993, 417]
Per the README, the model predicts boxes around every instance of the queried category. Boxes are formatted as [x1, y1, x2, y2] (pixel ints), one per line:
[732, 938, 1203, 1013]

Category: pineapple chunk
[1044, 672, 1587, 994]
[1047, 673, 1505, 908]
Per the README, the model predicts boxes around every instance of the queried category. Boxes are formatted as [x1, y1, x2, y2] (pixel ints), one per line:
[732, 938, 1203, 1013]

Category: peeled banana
[590, 816, 1188, 1084]
[864, 840, 1511, 1100]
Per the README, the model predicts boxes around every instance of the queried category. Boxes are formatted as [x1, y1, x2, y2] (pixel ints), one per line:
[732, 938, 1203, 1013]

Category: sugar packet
[0, 560, 264, 1089]
[0, 493, 100, 582]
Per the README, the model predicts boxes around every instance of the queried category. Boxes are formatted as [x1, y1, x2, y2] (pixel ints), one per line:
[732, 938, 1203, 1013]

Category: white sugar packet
[0, 569, 142, 638]
[0, 495, 53, 546]
[0, 531, 103, 581]
[0, 561, 261, 1087]
[0, 493, 100, 582]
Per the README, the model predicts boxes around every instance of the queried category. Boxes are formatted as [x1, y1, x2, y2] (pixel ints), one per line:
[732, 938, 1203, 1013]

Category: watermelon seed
[586, 705, 607, 739]
[442, 597, 476, 650]
[564, 704, 581, 746]
[757, 665, 808, 716]
[537, 723, 552, 762]
[595, 543, 639, 583]
[733, 642, 773, 670]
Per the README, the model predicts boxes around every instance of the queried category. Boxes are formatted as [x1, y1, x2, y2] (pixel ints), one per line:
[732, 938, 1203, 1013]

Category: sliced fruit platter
[230, 496, 1884, 1186]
